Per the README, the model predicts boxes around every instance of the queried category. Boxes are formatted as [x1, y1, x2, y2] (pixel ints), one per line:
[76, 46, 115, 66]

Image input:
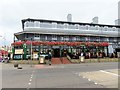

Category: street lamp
[30, 38, 33, 67]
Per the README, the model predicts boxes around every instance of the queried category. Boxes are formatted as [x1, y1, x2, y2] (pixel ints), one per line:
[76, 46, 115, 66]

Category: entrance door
[53, 48, 60, 57]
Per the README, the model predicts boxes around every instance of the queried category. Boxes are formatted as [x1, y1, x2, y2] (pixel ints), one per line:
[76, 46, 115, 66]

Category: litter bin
[80, 56, 85, 63]
[39, 56, 45, 64]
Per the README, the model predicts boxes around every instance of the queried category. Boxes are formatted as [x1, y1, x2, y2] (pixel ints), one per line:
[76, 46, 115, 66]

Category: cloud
[0, 26, 17, 46]
[0, 0, 119, 46]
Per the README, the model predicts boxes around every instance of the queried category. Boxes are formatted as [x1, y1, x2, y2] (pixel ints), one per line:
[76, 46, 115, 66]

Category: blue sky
[0, 0, 119, 46]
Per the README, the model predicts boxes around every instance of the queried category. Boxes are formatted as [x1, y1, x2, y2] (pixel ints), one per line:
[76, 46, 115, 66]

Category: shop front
[11, 41, 109, 60]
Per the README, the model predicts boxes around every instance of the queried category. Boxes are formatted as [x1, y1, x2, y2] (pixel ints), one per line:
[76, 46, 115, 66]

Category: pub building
[11, 18, 120, 60]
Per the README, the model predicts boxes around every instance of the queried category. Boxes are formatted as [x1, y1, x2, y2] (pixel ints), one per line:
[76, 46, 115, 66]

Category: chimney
[67, 14, 72, 22]
[92, 17, 99, 24]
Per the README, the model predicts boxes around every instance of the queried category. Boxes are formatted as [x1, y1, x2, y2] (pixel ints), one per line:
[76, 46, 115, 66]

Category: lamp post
[30, 38, 33, 67]
[97, 36, 100, 62]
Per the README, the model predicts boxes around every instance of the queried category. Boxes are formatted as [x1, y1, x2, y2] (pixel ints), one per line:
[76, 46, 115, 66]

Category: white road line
[83, 76, 85, 78]
[29, 79, 32, 82]
[94, 82, 98, 85]
[28, 83, 31, 85]
[88, 79, 91, 81]
[100, 70, 120, 77]
[27, 71, 34, 88]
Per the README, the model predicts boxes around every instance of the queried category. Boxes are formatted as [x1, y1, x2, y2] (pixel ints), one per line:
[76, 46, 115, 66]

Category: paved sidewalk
[79, 69, 119, 88]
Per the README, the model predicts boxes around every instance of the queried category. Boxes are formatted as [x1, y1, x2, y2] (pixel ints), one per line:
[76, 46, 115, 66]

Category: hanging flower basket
[11, 41, 23, 46]
[11, 41, 109, 47]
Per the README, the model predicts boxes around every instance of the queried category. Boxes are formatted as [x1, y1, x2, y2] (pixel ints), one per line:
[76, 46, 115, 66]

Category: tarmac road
[1, 62, 119, 89]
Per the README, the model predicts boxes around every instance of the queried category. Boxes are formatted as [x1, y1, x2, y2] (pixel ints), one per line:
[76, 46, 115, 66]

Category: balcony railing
[24, 21, 119, 32]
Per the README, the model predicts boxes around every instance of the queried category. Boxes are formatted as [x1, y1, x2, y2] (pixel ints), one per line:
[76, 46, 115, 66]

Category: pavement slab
[79, 69, 119, 88]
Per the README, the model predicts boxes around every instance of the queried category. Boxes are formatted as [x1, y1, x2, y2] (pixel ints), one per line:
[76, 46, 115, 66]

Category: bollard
[14, 63, 18, 67]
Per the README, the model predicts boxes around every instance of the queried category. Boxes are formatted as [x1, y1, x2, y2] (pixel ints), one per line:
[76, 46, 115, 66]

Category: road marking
[88, 79, 91, 81]
[94, 82, 98, 85]
[30, 74, 33, 79]
[29, 79, 32, 82]
[83, 76, 85, 78]
[100, 70, 120, 77]
[28, 83, 31, 85]
[26, 70, 35, 89]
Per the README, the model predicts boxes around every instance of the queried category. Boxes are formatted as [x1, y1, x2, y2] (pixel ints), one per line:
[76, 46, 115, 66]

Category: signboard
[23, 44, 26, 48]
[15, 49, 23, 54]
[13, 54, 22, 60]
[33, 52, 38, 59]
[52, 46, 59, 49]
[80, 56, 85, 62]
[39, 56, 45, 63]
